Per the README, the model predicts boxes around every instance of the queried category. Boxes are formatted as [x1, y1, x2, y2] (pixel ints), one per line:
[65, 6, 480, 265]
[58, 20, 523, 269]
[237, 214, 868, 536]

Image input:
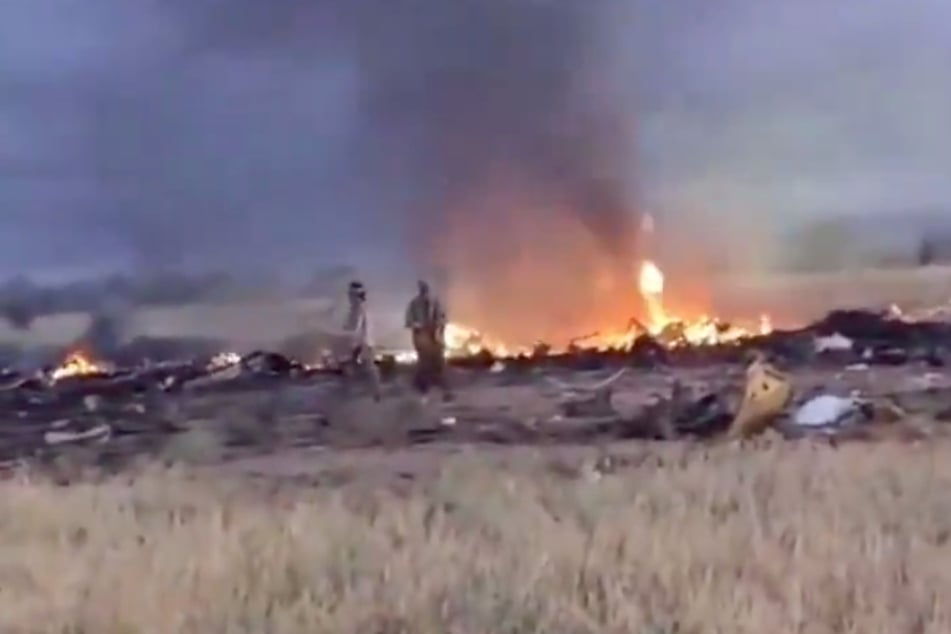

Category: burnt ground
[5, 357, 951, 487]
[2, 306, 951, 483]
[215, 363, 951, 484]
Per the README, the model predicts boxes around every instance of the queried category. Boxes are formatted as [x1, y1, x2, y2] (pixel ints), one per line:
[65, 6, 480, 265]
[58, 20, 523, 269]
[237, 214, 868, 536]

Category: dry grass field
[3, 441, 951, 633]
[711, 264, 951, 325]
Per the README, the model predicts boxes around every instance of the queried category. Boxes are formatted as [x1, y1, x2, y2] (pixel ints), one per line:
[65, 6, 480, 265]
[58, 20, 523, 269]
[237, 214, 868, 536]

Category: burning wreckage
[3, 260, 951, 474]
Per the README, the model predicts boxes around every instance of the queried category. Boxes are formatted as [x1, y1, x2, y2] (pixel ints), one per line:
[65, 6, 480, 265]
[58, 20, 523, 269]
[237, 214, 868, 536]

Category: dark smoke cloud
[338, 0, 646, 341]
[163, 0, 644, 267]
[1, 0, 649, 339]
[1, 0, 949, 333]
[348, 0, 638, 250]
[0, 0, 373, 280]
[346, 0, 650, 340]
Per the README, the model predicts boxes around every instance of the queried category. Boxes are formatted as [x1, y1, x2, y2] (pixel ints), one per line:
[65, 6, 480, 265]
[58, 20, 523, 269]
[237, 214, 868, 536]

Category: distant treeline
[0, 272, 248, 314]
[785, 216, 951, 273]
[0, 266, 358, 327]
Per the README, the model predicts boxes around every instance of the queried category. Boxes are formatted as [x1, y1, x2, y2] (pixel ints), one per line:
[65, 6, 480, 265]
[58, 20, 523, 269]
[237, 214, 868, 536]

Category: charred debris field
[3, 307, 951, 477]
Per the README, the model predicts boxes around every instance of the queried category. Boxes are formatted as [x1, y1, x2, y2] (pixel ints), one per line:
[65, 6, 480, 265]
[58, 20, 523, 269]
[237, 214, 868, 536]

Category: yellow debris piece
[730, 356, 793, 438]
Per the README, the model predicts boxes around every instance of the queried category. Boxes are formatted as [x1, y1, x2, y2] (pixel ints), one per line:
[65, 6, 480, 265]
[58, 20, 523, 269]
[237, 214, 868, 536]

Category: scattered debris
[559, 389, 616, 419]
[545, 368, 628, 394]
[44, 420, 111, 446]
[794, 395, 863, 428]
[869, 398, 906, 424]
[814, 333, 854, 353]
[181, 363, 243, 391]
[0, 306, 950, 470]
[730, 357, 793, 438]
[673, 391, 733, 437]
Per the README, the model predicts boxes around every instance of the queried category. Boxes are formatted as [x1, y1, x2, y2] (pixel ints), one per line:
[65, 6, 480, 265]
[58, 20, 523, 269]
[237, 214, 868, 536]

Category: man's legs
[359, 345, 382, 401]
[431, 344, 453, 400]
[411, 331, 432, 395]
[335, 347, 360, 396]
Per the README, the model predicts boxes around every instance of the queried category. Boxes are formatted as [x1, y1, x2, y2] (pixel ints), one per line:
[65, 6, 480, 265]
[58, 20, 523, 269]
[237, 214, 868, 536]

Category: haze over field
[1, 0, 948, 289]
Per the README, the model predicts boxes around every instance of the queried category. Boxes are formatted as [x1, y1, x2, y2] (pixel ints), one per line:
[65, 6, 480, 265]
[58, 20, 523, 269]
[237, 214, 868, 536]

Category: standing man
[339, 280, 382, 401]
[405, 280, 453, 400]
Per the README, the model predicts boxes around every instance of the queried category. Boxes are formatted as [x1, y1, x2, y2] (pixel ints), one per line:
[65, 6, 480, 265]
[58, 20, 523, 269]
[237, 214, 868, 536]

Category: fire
[51, 349, 108, 381]
[428, 260, 772, 358]
[382, 322, 514, 363]
[638, 260, 668, 326]
[444, 322, 514, 358]
[634, 259, 771, 346]
[391, 252, 772, 361]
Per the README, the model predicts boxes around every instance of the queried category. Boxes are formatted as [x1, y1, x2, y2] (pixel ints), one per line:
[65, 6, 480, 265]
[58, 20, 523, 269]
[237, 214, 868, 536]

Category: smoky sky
[1, 0, 950, 284]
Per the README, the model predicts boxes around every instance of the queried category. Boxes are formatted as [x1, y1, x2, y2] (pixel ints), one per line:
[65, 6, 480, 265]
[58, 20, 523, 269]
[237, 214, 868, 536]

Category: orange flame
[637, 260, 667, 326]
[634, 258, 771, 346]
[444, 322, 515, 358]
[51, 349, 107, 381]
[427, 260, 772, 359]
[391, 253, 772, 361]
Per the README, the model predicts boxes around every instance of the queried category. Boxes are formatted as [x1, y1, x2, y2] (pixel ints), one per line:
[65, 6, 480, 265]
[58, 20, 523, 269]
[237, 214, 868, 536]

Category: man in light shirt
[339, 280, 381, 401]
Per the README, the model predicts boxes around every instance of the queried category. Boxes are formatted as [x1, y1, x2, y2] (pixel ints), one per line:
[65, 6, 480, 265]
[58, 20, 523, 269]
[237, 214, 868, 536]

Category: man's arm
[349, 306, 373, 347]
[362, 311, 374, 348]
[434, 300, 448, 342]
[435, 300, 447, 327]
[404, 299, 417, 329]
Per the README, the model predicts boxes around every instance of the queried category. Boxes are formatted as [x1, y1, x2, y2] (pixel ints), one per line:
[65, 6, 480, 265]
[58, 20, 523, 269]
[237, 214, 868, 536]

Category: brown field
[3, 442, 951, 633]
[3, 265, 951, 351]
[710, 264, 951, 325]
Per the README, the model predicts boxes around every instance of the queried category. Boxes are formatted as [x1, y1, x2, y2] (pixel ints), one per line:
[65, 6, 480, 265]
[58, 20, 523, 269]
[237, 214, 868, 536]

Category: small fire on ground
[434, 259, 771, 359]
[50, 349, 109, 381]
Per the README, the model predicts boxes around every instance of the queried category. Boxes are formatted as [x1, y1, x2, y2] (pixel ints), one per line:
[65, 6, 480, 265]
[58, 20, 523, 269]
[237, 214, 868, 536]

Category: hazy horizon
[2, 0, 948, 287]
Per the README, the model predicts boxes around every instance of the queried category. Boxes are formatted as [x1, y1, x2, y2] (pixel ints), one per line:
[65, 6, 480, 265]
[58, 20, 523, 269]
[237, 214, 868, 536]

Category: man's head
[348, 280, 366, 303]
[417, 280, 430, 297]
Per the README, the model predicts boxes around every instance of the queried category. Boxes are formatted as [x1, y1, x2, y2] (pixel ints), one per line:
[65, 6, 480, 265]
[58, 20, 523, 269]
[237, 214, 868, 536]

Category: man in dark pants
[404, 281, 453, 401]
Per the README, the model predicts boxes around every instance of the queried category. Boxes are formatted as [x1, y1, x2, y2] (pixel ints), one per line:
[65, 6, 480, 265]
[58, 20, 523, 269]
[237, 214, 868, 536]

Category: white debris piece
[44, 423, 111, 446]
[794, 395, 861, 427]
[207, 351, 241, 371]
[814, 333, 854, 353]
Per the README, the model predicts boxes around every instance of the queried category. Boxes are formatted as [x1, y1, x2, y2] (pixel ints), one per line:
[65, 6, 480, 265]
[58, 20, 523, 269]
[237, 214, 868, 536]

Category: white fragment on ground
[44, 423, 111, 446]
[794, 395, 861, 428]
[83, 395, 102, 412]
[814, 333, 854, 353]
